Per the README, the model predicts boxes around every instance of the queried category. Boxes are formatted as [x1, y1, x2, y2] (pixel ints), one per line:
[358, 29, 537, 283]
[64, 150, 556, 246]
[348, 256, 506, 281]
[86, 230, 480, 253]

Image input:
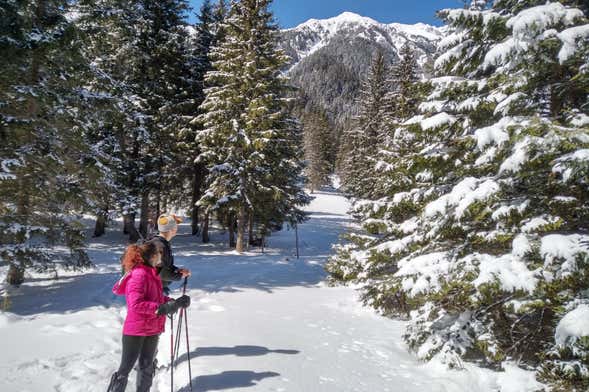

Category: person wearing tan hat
[148, 213, 191, 295]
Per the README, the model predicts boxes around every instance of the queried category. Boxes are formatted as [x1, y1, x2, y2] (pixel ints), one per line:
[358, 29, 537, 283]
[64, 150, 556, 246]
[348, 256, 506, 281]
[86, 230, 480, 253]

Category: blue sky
[187, 0, 466, 27]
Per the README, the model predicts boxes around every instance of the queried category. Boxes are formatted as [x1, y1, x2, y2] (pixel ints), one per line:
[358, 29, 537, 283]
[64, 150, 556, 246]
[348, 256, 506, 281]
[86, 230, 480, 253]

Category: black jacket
[149, 236, 182, 293]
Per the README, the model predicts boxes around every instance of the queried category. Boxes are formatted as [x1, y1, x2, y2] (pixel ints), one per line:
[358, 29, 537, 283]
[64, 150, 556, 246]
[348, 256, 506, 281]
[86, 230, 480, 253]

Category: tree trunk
[93, 209, 108, 238]
[156, 157, 163, 219]
[295, 224, 299, 259]
[228, 211, 236, 248]
[123, 213, 134, 234]
[123, 213, 140, 243]
[191, 204, 199, 236]
[16, 176, 28, 219]
[139, 189, 150, 238]
[6, 264, 24, 287]
[191, 167, 203, 236]
[155, 182, 161, 221]
[247, 211, 254, 248]
[236, 204, 246, 253]
[161, 194, 168, 215]
[202, 211, 210, 243]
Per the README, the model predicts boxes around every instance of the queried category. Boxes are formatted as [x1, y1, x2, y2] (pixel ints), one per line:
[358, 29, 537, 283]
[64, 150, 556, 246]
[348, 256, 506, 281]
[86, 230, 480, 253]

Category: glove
[155, 296, 190, 316]
[176, 295, 191, 309]
[156, 300, 180, 316]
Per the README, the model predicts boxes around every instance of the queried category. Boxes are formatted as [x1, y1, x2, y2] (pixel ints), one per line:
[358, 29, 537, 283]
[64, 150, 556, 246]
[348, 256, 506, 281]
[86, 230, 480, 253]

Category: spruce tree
[0, 0, 95, 282]
[389, 44, 420, 122]
[340, 50, 390, 199]
[74, 0, 140, 238]
[328, 1, 589, 389]
[327, 43, 428, 293]
[180, 0, 220, 238]
[197, 0, 309, 252]
[85, 0, 193, 241]
[303, 109, 334, 192]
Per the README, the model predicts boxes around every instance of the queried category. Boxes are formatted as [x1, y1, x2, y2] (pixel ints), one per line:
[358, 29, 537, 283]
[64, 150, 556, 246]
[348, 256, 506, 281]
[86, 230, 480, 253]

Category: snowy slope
[0, 189, 542, 391]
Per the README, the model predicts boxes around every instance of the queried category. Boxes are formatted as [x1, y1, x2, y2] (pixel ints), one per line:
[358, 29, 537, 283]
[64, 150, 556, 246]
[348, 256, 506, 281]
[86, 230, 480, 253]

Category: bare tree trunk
[123, 213, 132, 234]
[236, 204, 246, 253]
[156, 157, 163, 219]
[139, 189, 150, 238]
[6, 264, 24, 287]
[247, 211, 254, 249]
[191, 204, 199, 235]
[228, 211, 236, 248]
[202, 211, 210, 243]
[123, 213, 140, 243]
[191, 168, 203, 236]
[295, 224, 299, 259]
[155, 182, 161, 221]
[93, 208, 108, 237]
[17, 176, 28, 219]
[162, 198, 168, 214]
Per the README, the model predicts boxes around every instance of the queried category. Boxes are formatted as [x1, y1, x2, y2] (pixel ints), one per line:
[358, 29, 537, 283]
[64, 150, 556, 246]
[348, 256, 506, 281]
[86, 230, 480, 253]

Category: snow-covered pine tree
[83, 0, 194, 240]
[197, 0, 309, 252]
[0, 0, 95, 282]
[129, 0, 194, 237]
[73, 0, 140, 238]
[340, 50, 391, 200]
[326, 43, 429, 300]
[213, 0, 229, 39]
[74, 0, 151, 241]
[303, 109, 334, 192]
[328, 1, 589, 389]
[388, 44, 421, 123]
[368, 42, 425, 200]
[179, 0, 221, 237]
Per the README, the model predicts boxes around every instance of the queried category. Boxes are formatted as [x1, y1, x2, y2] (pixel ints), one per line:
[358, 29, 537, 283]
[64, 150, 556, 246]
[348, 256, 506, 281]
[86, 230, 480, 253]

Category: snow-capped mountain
[279, 12, 445, 123]
[281, 12, 443, 69]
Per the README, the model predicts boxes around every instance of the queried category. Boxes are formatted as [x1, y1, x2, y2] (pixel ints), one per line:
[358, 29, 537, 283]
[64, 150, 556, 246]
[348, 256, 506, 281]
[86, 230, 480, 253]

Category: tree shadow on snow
[175, 345, 300, 365]
[165, 253, 328, 294]
[177, 370, 280, 392]
[5, 271, 123, 316]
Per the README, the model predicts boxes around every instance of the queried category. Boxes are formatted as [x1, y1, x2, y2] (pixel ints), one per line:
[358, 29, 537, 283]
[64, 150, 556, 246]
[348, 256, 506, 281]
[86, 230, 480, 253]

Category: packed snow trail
[0, 188, 541, 392]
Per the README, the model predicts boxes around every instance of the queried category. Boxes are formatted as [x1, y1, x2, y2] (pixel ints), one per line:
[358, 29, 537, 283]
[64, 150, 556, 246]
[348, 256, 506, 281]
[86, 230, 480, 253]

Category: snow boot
[136, 359, 156, 392]
[107, 372, 128, 392]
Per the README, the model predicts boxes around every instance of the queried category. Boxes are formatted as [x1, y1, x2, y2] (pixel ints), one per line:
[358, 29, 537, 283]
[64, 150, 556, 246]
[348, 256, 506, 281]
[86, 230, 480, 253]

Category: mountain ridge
[278, 11, 445, 125]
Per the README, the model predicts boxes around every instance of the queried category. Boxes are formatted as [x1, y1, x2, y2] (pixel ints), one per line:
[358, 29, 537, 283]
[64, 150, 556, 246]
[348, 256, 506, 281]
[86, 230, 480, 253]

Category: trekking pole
[173, 278, 188, 364]
[183, 278, 193, 390]
[170, 313, 174, 392]
[174, 308, 184, 364]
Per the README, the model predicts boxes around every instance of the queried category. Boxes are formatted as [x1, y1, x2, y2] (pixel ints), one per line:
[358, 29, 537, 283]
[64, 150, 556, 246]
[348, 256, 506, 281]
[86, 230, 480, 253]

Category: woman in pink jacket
[107, 242, 190, 392]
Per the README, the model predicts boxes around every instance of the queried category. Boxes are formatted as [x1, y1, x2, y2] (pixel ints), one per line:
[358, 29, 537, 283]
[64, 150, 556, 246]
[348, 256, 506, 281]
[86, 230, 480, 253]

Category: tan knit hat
[158, 214, 182, 233]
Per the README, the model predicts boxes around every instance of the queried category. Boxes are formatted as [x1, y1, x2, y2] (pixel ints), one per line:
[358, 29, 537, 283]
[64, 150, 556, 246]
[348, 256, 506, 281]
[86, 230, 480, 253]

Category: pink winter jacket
[112, 264, 170, 336]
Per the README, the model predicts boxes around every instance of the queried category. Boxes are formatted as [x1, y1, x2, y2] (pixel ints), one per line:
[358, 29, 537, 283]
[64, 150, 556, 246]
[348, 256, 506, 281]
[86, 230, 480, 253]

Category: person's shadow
[174, 345, 298, 391]
[177, 370, 280, 391]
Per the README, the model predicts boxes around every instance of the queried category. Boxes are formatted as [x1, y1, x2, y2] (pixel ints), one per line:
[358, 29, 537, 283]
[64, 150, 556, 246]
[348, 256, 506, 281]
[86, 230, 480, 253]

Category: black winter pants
[117, 334, 159, 377]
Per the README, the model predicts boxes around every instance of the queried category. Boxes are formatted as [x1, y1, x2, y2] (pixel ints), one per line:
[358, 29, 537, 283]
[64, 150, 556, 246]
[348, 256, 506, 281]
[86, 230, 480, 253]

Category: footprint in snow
[319, 376, 336, 383]
[40, 324, 80, 335]
[208, 305, 225, 312]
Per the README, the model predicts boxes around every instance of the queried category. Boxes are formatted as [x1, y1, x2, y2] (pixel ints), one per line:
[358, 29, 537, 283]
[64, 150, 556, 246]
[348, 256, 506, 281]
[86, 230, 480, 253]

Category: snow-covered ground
[0, 188, 542, 392]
